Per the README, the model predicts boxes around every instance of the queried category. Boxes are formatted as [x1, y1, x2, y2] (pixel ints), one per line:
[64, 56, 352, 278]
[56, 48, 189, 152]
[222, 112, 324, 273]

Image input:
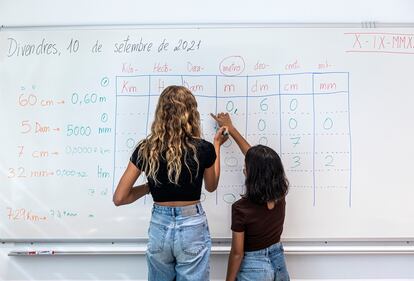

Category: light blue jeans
[146, 203, 211, 281]
[237, 242, 290, 281]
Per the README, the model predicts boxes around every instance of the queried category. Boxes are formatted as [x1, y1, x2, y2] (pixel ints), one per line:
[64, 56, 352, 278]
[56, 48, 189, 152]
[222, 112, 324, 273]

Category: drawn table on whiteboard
[113, 72, 351, 208]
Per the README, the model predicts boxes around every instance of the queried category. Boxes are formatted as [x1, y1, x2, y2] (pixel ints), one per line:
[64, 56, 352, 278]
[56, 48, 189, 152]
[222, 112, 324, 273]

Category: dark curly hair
[243, 145, 289, 204]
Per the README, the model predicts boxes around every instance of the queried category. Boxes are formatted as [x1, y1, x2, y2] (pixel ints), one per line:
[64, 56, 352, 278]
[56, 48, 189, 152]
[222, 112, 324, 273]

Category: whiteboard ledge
[8, 246, 414, 256]
[3, 237, 414, 243]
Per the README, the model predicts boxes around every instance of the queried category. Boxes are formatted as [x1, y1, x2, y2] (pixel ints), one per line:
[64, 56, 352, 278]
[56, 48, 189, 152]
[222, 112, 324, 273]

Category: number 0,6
[260, 98, 268, 111]
[226, 101, 235, 112]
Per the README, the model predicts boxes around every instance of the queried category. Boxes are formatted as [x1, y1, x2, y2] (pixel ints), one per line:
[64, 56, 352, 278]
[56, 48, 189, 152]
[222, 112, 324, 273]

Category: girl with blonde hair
[114, 85, 228, 281]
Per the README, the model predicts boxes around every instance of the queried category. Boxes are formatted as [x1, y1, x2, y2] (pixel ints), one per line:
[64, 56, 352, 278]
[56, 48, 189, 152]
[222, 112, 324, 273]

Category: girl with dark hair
[211, 112, 290, 281]
[113, 86, 228, 281]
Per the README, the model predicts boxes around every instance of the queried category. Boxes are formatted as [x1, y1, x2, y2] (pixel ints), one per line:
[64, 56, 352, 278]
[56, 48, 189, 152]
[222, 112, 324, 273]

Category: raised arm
[113, 162, 149, 206]
[210, 113, 251, 155]
[204, 126, 228, 192]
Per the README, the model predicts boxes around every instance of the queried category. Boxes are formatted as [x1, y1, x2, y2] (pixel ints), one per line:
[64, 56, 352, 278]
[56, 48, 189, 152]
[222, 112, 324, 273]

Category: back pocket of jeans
[179, 222, 208, 256]
[239, 259, 274, 281]
[147, 222, 167, 254]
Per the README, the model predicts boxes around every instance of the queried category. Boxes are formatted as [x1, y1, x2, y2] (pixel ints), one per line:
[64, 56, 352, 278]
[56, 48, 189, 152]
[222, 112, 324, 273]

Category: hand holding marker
[211, 113, 230, 136]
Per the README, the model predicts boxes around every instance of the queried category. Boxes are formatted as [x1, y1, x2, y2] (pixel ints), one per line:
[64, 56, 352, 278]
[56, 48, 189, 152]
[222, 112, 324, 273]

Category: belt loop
[196, 203, 201, 214]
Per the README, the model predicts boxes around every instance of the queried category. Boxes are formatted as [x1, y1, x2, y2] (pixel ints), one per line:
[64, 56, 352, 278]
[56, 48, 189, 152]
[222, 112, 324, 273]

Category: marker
[37, 250, 55, 255]
[25, 250, 55, 255]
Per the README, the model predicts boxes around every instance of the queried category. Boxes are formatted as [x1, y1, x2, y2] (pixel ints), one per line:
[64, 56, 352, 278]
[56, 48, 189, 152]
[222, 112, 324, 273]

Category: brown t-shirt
[231, 197, 286, 252]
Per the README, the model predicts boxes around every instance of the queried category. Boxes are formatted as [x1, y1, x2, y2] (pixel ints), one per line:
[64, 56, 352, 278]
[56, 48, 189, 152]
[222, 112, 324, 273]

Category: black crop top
[130, 139, 216, 202]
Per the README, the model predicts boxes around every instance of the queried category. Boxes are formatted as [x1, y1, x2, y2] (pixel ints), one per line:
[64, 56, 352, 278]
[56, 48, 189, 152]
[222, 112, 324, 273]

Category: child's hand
[210, 112, 234, 129]
[214, 126, 229, 146]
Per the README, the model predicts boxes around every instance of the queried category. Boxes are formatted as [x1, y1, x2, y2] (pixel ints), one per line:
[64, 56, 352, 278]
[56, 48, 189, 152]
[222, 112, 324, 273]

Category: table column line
[215, 75, 218, 205]
[347, 72, 352, 208]
[144, 75, 152, 204]
[112, 76, 119, 193]
[278, 75, 282, 155]
[312, 73, 316, 206]
[145, 75, 151, 135]
[245, 75, 249, 138]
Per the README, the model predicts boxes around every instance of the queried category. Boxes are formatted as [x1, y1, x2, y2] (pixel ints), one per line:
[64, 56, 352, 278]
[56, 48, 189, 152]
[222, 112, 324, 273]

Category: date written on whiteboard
[4, 36, 203, 58]
[173, 39, 202, 52]
[345, 32, 414, 54]
[113, 36, 202, 53]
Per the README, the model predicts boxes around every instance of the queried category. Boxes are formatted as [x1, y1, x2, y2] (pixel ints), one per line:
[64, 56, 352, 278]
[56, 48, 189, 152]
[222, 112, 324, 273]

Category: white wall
[1, 0, 414, 280]
[1, 0, 414, 26]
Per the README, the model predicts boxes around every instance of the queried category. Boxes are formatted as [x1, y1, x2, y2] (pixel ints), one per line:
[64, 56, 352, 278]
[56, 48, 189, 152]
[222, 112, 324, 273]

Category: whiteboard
[1, 26, 414, 240]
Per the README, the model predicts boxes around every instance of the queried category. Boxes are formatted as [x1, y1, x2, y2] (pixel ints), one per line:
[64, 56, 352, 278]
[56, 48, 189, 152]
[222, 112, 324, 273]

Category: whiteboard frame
[5, 240, 414, 255]
[1, 22, 414, 243]
[1, 22, 414, 31]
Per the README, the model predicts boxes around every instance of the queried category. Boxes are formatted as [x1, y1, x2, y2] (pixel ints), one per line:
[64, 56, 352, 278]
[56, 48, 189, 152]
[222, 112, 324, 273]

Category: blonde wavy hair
[137, 85, 201, 185]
